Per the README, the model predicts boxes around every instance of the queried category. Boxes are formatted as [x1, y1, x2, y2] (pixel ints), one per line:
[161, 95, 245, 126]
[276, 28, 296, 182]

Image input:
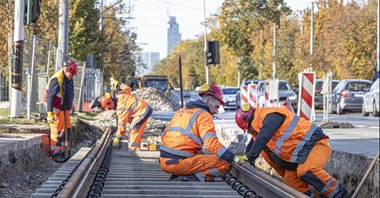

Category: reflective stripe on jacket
[251, 108, 325, 163]
[116, 84, 148, 124]
[161, 105, 233, 163]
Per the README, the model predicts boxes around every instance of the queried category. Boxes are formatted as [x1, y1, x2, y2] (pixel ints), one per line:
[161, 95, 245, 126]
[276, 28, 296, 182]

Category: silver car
[222, 87, 239, 110]
[330, 79, 372, 115]
[314, 79, 340, 109]
[362, 78, 379, 116]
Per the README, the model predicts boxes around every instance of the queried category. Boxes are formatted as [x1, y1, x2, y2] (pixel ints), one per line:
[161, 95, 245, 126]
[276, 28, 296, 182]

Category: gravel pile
[132, 88, 181, 111]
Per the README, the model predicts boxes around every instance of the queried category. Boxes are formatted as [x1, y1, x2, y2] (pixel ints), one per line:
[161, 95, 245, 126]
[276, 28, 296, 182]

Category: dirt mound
[132, 88, 181, 112]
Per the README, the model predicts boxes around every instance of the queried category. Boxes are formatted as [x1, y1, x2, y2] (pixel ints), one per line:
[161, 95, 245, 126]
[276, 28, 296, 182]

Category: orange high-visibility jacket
[160, 100, 234, 163]
[250, 108, 324, 164]
[116, 84, 148, 123]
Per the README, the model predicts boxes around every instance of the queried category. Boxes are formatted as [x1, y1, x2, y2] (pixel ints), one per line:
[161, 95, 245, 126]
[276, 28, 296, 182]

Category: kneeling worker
[234, 103, 347, 197]
[159, 84, 238, 182]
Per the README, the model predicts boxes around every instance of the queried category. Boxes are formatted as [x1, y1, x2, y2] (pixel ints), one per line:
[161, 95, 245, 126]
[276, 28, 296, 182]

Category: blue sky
[108, 0, 311, 59]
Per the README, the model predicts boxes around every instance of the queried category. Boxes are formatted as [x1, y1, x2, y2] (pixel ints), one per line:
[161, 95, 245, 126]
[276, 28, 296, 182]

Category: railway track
[32, 130, 308, 198]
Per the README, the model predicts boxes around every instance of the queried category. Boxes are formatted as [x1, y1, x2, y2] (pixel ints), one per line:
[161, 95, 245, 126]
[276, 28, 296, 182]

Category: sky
[109, 0, 311, 59]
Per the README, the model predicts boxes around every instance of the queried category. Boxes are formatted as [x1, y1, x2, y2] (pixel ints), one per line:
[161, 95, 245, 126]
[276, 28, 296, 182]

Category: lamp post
[203, 0, 209, 84]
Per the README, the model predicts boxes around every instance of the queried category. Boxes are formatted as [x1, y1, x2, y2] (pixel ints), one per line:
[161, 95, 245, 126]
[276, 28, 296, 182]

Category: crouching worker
[45, 60, 78, 163]
[110, 77, 153, 150]
[234, 103, 347, 197]
[159, 84, 237, 182]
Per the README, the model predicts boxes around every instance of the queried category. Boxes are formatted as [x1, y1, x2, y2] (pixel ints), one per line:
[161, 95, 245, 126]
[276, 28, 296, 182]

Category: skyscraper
[139, 52, 160, 75]
[167, 16, 181, 55]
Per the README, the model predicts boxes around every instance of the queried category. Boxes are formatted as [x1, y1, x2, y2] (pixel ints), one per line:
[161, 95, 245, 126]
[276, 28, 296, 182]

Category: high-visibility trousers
[283, 139, 346, 197]
[159, 154, 230, 182]
[50, 110, 71, 154]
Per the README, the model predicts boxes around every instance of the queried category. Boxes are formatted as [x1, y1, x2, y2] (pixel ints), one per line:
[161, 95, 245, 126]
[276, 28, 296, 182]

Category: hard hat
[65, 60, 78, 75]
[198, 84, 225, 105]
[104, 92, 112, 99]
[100, 96, 115, 110]
[235, 103, 255, 132]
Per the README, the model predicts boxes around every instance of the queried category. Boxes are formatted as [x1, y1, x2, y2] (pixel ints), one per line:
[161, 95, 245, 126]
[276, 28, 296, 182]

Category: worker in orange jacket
[110, 77, 153, 150]
[45, 60, 78, 163]
[159, 84, 236, 182]
[234, 103, 347, 197]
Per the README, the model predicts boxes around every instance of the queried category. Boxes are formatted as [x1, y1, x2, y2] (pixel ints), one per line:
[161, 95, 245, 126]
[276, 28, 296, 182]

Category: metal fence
[0, 34, 103, 115]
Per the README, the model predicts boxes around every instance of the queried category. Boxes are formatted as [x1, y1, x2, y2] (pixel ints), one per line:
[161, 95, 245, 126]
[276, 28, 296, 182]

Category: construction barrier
[248, 83, 258, 107]
[298, 71, 316, 121]
[264, 79, 279, 107]
[240, 85, 248, 106]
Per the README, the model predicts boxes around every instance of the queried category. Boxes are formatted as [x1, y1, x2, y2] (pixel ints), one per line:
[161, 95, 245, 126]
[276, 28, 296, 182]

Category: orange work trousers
[283, 139, 343, 197]
[50, 110, 71, 154]
[159, 154, 230, 182]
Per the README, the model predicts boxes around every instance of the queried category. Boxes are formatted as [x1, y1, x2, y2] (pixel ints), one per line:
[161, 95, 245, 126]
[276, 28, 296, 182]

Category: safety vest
[160, 108, 228, 159]
[44, 69, 65, 113]
[251, 108, 324, 164]
[116, 84, 148, 124]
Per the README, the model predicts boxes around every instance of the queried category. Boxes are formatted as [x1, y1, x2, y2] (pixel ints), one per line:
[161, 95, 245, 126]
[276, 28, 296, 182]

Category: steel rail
[229, 164, 309, 198]
[56, 129, 111, 198]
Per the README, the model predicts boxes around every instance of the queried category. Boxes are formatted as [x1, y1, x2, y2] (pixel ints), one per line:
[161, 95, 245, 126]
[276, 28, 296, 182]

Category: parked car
[221, 87, 239, 110]
[169, 90, 200, 106]
[330, 79, 372, 114]
[257, 80, 298, 111]
[235, 80, 261, 108]
[314, 79, 340, 109]
[362, 78, 379, 116]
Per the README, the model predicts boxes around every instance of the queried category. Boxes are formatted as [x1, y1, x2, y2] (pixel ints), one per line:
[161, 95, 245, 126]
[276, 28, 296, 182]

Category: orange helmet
[100, 95, 115, 110]
[198, 84, 225, 105]
[65, 60, 78, 75]
[235, 103, 255, 132]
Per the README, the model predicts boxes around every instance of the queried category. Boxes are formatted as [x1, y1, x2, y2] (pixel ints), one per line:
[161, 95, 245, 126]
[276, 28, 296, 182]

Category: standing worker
[110, 77, 153, 150]
[159, 84, 238, 182]
[234, 103, 347, 197]
[45, 60, 78, 163]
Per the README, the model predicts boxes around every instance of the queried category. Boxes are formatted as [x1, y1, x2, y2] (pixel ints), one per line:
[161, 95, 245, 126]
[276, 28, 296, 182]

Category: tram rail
[32, 130, 307, 198]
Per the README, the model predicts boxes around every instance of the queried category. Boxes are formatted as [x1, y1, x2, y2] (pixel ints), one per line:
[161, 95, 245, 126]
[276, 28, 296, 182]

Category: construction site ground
[0, 87, 379, 197]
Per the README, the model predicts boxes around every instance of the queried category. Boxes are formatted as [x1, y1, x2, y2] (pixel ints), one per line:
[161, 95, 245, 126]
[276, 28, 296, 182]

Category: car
[362, 78, 379, 116]
[221, 87, 239, 110]
[235, 80, 261, 108]
[257, 80, 298, 111]
[169, 90, 200, 106]
[330, 79, 372, 115]
[314, 79, 340, 109]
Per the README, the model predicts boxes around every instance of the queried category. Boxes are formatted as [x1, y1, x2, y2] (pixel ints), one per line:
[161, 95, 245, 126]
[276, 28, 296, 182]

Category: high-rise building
[139, 52, 160, 75]
[167, 16, 181, 55]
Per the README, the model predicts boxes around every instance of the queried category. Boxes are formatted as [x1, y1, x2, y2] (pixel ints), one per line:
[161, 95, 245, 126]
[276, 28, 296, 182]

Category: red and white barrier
[248, 83, 258, 107]
[298, 72, 316, 121]
[264, 79, 279, 107]
[240, 85, 248, 106]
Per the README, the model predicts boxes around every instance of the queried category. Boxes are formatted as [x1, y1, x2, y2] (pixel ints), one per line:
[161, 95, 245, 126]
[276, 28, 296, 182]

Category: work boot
[168, 175, 179, 181]
[53, 151, 67, 163]
[113, 137, 121, 149]
[176, 174, 200, 182]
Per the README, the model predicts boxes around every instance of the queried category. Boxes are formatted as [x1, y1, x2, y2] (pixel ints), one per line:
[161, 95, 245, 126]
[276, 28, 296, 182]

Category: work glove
[110, 78, 119, 90]
[233, 155, 248, 164]
[47, 111, 54, 124]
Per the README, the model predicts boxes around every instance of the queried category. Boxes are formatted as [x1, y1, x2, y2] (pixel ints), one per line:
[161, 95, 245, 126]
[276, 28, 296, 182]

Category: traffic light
[204, 40, 220, 66]
[25, 0, 41, 25]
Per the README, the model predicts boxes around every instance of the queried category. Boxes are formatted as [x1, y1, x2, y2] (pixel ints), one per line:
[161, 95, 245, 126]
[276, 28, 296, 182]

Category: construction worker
[110, 77, 153, 150]
[45, 60, 78, 163]
[159, 84, 237, 182]
[99, 92, 116, 110]
[234, 103, 348, 197]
